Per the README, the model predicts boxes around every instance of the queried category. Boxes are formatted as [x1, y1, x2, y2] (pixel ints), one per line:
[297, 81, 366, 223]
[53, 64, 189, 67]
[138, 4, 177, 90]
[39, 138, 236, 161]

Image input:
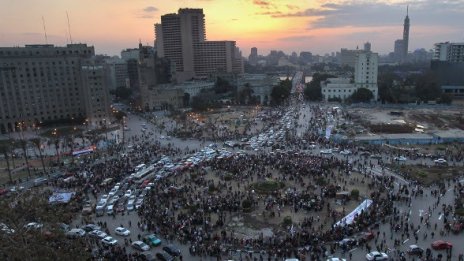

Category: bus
[132, 165, 155, 180]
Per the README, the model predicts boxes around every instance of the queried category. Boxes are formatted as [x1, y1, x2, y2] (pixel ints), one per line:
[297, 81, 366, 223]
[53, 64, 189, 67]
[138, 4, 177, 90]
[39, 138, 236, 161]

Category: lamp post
[122, 116, 126, 145]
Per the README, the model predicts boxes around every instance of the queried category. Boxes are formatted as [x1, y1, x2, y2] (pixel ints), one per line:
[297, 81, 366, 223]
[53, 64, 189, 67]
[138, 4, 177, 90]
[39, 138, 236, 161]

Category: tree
[304, 73, 333, 101]
[238, 84, 254, 105]
[30, 138, 47, 174]
[439, 93, 452, 105]
[270, 79, 292, 105]
[0, 140, 13, 184]
[183, 92, 190, 107]
[191, 95, 210, 112]
[350, 88, 374, 103]
[0, 189, 90, 260]
[214, 77, 233, 94]
[17, 139, 32, 178]
[415, 71, 441, 102]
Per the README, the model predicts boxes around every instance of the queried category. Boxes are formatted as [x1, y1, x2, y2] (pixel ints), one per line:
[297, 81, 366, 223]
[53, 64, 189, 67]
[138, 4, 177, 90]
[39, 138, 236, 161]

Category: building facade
[433, 42, 464, 62]
[322, 51, 378, 101]
[0, 44, 110, 133]
[155, 8, 243, 83]
[236, 74, 280, 104]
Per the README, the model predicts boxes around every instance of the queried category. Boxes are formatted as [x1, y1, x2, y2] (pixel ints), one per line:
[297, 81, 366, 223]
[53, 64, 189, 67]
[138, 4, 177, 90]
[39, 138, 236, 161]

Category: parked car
[155, 252, 173, 261]
[115, 227, 130, 236]
[162, 245, 181, 256]
[24, 222, 43, 230]
[407, 245, 424, 256]
[338, 238, 356, 247]
[132, 240, 150, 251]
[101, 236, 118, 246]
[143, 234, 162, 246]
[431, 240, 452, 250]
[365, 251, 388, 260]
[394, 156, 407, 161]
[82, 224, 101, 232]
[434, 158, 447, 165]
[88, 230, 107, 239]
[326, 258, 346, 261]
[66, 228, 86, 238]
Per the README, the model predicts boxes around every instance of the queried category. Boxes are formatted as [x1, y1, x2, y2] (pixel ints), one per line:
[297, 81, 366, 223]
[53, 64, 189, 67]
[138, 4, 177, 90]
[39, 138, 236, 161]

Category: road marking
[419, 210, 424, 217]
[403, 239, 409, 244]
[409, 210, 412, 216]
[438, 214, 443, 220]
[349, 248, 357, 252]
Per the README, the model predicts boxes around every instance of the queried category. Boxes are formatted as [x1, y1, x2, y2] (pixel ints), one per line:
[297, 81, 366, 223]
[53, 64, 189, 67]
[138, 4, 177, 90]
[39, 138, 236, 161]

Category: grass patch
[250, 179, 285, 194]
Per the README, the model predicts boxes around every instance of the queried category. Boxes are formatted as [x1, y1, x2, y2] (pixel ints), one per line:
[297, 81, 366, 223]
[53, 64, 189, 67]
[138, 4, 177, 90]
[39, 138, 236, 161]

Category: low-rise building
[236, 74, 280, 104]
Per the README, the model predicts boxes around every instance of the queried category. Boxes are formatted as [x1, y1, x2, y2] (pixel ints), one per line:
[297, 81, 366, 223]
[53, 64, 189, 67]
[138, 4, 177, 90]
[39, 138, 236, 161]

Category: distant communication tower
[66, 11, 73, 44]
[42, 16, 48, 44]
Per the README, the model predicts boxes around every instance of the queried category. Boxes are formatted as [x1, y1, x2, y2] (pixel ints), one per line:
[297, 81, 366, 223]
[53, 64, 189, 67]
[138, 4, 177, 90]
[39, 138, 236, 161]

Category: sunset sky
[1, 0, 463, 57]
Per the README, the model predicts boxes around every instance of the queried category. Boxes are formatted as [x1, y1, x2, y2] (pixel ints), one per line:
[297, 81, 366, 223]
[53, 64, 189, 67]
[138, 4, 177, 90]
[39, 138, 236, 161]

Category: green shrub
[242, 199, 252, 212]
[350, 189, 360, 200]
[282, 216, 292, 227]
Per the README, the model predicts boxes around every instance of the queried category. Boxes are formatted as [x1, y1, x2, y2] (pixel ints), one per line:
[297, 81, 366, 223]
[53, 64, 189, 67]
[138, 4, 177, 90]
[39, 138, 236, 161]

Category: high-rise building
[104, 57, 129, 90]
[394, 39, 404, 62]
[402, 6, 410, 60]
[433, 42, 464, 62]
[0, 44, 110, 133]
[340, 48, 362, 67]
[249, 47, 258, 65]
[155, 8, 241, 83]
[393, 7, 410, 63]
[364, 42, 371, 52]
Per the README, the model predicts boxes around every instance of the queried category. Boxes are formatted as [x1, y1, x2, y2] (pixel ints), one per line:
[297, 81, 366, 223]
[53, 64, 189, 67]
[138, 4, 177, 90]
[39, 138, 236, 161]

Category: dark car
[162, 245, 181, 256]
[407, 245, 424, 256]
[82, 224, 101, 232]
[431, 240, 452, 250]
[155, 252, 173, 261]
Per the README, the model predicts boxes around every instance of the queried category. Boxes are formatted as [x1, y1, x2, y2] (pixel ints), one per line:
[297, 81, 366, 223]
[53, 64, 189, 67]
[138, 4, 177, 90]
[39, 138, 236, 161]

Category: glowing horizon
[1, 0, 463, 57]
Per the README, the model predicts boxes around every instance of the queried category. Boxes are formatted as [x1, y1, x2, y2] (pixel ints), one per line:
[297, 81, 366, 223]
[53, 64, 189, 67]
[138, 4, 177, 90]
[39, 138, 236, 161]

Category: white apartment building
[322, 51, 378, 101]
[81, 64, 111, 127]
[434, 42, 464, 62]
[0, 44, 110, 133]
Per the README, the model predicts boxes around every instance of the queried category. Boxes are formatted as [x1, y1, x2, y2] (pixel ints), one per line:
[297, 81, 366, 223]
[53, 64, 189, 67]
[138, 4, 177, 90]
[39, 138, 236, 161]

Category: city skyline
[1, 0, 464, 56]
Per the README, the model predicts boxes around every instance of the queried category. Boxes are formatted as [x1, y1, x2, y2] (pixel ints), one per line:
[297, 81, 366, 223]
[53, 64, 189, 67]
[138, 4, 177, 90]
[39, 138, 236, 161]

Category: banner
[334, 199, 373, 227]
[49, 192, 75, 204]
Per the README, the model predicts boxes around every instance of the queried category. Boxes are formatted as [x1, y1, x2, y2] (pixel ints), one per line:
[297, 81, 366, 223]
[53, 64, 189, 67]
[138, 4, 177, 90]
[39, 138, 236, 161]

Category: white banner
[334, 199, 373, 227]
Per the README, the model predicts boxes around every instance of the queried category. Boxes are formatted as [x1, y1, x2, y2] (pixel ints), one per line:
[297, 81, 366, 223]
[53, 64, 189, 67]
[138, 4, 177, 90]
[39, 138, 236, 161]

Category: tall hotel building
[155, 8, 243, 83]
[0, 44, 110, 133]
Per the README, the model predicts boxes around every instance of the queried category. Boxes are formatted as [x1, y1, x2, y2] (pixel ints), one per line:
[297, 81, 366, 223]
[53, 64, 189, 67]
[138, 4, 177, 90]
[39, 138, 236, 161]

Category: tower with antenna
[66, 11, 73, 44]
[42, 16, 48, 44]
[402, 5, 410, 61]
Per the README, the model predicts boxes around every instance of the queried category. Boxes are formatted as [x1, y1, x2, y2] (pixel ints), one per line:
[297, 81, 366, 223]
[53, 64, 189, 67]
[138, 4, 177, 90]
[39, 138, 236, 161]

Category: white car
[320, 149, 333, 155]
[101, 236, 118, 246]
[340, 150, 352, 155]
[327, 258, 346, 261]
[366, 251, 388, 260]
[394, 156, 407, 161]
[24, 222, 43, 230]
[434, 158, 447, 164]
[115, 227, 130, 236]
[66, 228, 86, 238]
[124, 190, 132, 197]
[132, 240, 150, 251]
[88, 230, 107, 239]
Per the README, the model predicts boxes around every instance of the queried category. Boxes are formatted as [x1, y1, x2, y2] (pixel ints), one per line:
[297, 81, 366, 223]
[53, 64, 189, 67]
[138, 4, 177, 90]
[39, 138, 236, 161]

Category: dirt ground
[347, 107, 464, 133]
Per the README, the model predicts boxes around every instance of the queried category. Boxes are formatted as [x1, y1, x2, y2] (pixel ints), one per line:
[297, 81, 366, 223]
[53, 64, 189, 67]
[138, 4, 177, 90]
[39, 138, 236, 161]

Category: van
[106, 204, 114, 215]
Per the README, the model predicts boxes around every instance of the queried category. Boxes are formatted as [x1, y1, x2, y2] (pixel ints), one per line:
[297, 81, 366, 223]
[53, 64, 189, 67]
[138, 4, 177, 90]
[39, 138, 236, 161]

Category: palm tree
[17, 139, 32, 178]
[30, 138, 46, 174]
[65, 135, 75, 164]
[54, 139, 60, 163]
[0, 140, 13, 184]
